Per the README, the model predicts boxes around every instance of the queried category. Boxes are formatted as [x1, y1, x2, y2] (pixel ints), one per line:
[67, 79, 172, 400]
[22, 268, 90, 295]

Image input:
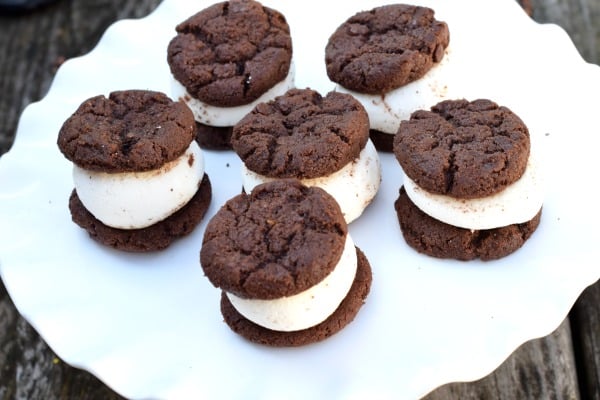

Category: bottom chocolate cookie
[395, 186, 542, 261]
[195, 122, 233, 150]
[369, 129, 394, 152]
[69, 174, 212, 252]
[220, 247, 372, 347]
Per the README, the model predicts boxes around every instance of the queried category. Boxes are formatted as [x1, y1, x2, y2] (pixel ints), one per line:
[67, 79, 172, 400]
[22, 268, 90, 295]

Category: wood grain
[0, 0, 162, 154]
[531, 0, 600, 64]
[424, 319, 580, 399]
[571, 284, 600, 400]
[0, 0, 598, 399]
[0, 2, 160, 398]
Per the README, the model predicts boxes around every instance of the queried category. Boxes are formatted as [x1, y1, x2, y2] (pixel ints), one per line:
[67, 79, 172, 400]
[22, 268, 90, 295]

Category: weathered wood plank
[0, 0, 598, 399]
[0, 1, 160, 399]
[424, 319, 580, 400]
[531, 0, 600, 64]
[531, 1, 600, 399]
[0, 0, 162, 155]
[1, 283, 122, 400]
[571, 284, 600, 400]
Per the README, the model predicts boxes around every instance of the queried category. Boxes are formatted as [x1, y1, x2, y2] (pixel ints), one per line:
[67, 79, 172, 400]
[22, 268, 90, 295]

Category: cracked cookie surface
[325, 4, 449, 94]
[231, 88, 369, 179]
[57, 90, 195, 172]
[167, 0, 292, 107]
[200, 179, 347, 300]
[393, 99, 530, 199]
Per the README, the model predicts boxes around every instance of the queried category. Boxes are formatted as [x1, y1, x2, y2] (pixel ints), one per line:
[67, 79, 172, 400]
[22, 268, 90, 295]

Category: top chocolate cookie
[57, 90, 195, 173]
[231, 88, 369, 179]
[325, 4, 449, 94]
[167, 0, 293, 107]
[200, 179, 348, 300]
[393, 99, 530, 199]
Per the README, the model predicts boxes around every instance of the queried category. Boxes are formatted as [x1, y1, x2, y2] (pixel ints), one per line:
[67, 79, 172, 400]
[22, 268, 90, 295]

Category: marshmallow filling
[73, 141, 205, 230]
[241, 140, 381, 223]
[226, 234, 358, 332]
[171, 62, 296, 127]
[335, 48, 454, 135]
[402, 145, 544, 230]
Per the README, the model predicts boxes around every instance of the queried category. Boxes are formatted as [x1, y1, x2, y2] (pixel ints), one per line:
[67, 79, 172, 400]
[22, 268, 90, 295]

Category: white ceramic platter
[1, 0, 599, 399]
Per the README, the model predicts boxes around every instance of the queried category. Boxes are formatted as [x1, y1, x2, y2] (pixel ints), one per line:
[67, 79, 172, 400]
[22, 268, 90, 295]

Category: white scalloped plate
[1, 0, 599, 399]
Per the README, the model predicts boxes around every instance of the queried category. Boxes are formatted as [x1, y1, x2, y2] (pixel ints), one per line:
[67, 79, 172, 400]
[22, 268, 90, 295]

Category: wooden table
[0, 0, 598, 398]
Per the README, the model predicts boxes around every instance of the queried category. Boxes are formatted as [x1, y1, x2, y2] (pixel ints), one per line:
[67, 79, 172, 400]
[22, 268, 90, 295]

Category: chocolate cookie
[394, 99, 530, 199]
[201, 179, 372, 345]
[58, 89, 211, 251]
[57, 90, 195, 172]
[69, 175, 212, 252]
[394, 186, 542, 261]
[325, 4, 449, 94]
[195, 123, 233, 150]
[369, 129, 394, 153]
[231, 88, 369, 179]
[167, 0, 292, 108]
[201, 179, 347, 299]
[220, 247, 372, 346]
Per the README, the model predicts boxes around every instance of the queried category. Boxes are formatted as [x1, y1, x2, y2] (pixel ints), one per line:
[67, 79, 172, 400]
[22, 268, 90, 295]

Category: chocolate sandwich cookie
[167, 0, 294, 150]
[394, 98, 530, 198]
[395, 186, 542, 261]
[232, 88, 368, 179]
[200, 179, 372, 346]
[57, 89, 211, 252]
[325, 4, 449, 152]
[392, 98, 542, 260]
[231, 88, 381, 223]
